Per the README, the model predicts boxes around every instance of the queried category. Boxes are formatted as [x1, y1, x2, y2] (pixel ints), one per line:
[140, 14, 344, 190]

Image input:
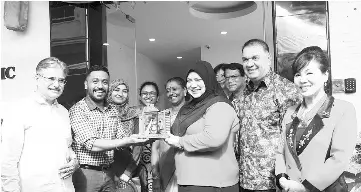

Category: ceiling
[106, 1, 267, 67]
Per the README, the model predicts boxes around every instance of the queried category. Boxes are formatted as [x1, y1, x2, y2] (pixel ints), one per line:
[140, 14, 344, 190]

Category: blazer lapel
[285, 105, 303, 170]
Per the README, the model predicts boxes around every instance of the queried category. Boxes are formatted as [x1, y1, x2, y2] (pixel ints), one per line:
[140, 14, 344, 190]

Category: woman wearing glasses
[131, 81, 161, 192]
[275, 46, 357, 192]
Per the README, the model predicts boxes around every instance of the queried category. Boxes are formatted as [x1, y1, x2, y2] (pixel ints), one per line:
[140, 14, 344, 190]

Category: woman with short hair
[275, 46, 357, 192]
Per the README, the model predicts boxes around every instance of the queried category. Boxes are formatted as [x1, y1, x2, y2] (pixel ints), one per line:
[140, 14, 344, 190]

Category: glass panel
[274, 1, 330, 93]
[50, 2, 88, 108]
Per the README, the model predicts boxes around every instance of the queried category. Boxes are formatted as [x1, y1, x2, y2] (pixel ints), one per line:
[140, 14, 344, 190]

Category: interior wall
[1, 1, 50, 113]
[328, 1, 361, 132]
[201, 1, 274, 68]
[107, 23, 171, 109]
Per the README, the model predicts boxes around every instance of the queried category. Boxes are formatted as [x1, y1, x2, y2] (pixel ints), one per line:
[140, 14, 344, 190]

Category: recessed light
[149, 38, 155, 42]
[177, 56, 182, 59]
[221, 31, 227, 35]
[103, 43, 109, 46]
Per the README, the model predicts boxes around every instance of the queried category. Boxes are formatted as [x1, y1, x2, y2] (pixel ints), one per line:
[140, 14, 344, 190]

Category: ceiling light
[103, 43, 109, 46]
[149, 38, 155, 42]
[177, 56, 182, 59]
[221, 31, 227, 35]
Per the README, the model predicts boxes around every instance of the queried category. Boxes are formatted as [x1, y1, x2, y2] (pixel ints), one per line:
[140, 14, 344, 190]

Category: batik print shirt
[233, 71, 301, 190]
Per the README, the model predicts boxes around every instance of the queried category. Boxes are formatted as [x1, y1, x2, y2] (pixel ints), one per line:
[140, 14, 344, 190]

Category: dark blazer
[276, 97, 357, 191]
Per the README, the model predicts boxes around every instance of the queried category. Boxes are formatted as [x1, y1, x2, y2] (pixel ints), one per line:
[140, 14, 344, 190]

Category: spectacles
[225, 75, 241, 81]
[141, 92, 157, 97]
[37, 74, 67, 85]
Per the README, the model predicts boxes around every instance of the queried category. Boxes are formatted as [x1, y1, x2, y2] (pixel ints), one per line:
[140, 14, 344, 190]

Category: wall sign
[1, 67, 16, 80]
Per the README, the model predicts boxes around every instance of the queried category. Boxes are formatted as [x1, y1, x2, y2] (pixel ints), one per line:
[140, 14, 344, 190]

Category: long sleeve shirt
[176, 102, 240, 187]
[1, 93, 74, 192]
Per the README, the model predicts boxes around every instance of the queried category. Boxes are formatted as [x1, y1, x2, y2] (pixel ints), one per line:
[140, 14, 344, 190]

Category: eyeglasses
[141, 92, 157, 97]
[37, 74, 67, 85]
[225, 75, 241, 81]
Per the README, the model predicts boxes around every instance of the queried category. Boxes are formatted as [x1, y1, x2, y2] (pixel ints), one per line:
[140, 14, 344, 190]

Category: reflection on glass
[49, 2, 88, 109]
[274, 1, 329, 85]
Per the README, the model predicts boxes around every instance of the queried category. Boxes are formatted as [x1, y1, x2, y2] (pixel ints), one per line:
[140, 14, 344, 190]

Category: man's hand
[125, 134, 149, 146]
[282, 179, 308, 192]
[59, 152, 79, 179]
[164, 133, 182, 149]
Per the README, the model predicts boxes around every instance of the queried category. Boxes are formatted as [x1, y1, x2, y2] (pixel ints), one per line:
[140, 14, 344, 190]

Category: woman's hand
[282, 179, 308, 192]
[165, 133, 182, 149]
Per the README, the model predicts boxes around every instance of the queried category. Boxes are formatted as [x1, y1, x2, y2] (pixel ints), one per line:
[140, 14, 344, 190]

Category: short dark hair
[292, 46, 329, 76]
[165, 77, 191, 101]
[165, 77, 186, 89]
[224, 63, 245, 77]
[86, 65, 110, 78]
[242, 39, 269, 53]
[214, 63, 227, 74]
[139, 81, 159, 97]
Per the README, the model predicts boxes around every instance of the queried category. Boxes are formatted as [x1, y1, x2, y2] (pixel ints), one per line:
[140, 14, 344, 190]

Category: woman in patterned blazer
[275, 46, 357, 192]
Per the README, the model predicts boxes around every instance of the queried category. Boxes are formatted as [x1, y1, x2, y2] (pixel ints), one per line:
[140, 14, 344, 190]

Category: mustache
[94, 88, 106, 92]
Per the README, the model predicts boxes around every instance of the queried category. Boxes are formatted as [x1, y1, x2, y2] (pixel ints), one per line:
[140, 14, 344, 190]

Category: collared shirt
[1, 92, 74, 192]
[69, 96, 126, 166]
[233, 71, 301, 190]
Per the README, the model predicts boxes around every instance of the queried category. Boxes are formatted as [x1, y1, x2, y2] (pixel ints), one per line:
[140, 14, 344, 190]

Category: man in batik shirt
[233, 39, 302, 192]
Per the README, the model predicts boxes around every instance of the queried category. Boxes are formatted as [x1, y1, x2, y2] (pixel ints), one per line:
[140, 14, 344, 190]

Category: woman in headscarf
[165, 61, 240, 192]
[108, 79, 137, 136]
[108, 79, 140, 190]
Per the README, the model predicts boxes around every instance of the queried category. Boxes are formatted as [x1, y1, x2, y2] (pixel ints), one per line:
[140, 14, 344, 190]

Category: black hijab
[171, 60, 232, 136]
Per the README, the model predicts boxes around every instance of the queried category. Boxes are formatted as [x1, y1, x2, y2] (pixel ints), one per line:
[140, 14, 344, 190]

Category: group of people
[1, 39, 358, 192]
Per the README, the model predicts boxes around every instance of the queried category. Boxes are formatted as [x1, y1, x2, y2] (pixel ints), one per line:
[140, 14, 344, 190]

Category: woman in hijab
[165, 61, 240, 192]
[108, 79, 140, 190]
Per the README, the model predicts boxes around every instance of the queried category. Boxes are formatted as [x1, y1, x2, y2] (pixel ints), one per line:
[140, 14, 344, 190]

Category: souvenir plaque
[138, 105, 171, 139]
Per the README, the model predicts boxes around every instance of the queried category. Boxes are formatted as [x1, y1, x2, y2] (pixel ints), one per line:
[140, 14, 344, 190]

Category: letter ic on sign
[1, 67, 16, 80]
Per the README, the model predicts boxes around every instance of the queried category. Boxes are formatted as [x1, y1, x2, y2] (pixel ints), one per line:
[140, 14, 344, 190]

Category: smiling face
[36, 66, 66, 102]
[140, 85, 158, 106]
[111, 84, 129, 105]
[294, 60, 328, 98]
[166, 81, 186, 106]
[242, 45, 271, 83]
[85, 71, 109, 102]
[186, 72, 206, 98]
[225, 69, 245, 93]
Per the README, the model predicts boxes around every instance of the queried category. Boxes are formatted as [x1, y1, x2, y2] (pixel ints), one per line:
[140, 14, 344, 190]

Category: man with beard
[224, 63, 246, 101]
[69, 65, 148, 192]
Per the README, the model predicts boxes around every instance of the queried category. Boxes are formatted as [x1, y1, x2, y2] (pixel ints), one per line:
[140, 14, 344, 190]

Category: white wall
[329, 1, 361, 132]
[1, 1, 50, 113]
[201, 1, 274, 68]
[106, 19, 172, 109]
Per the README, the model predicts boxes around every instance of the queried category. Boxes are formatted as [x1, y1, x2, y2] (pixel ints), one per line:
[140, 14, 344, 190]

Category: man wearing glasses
[1, 57, 79, 192]
[69, 65, 148, 192]
[233, 39, 302, 192]
[224, 63, 246, 101]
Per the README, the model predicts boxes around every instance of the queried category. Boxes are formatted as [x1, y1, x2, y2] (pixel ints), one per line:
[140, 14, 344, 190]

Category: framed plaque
[138, 105, 171, 139]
